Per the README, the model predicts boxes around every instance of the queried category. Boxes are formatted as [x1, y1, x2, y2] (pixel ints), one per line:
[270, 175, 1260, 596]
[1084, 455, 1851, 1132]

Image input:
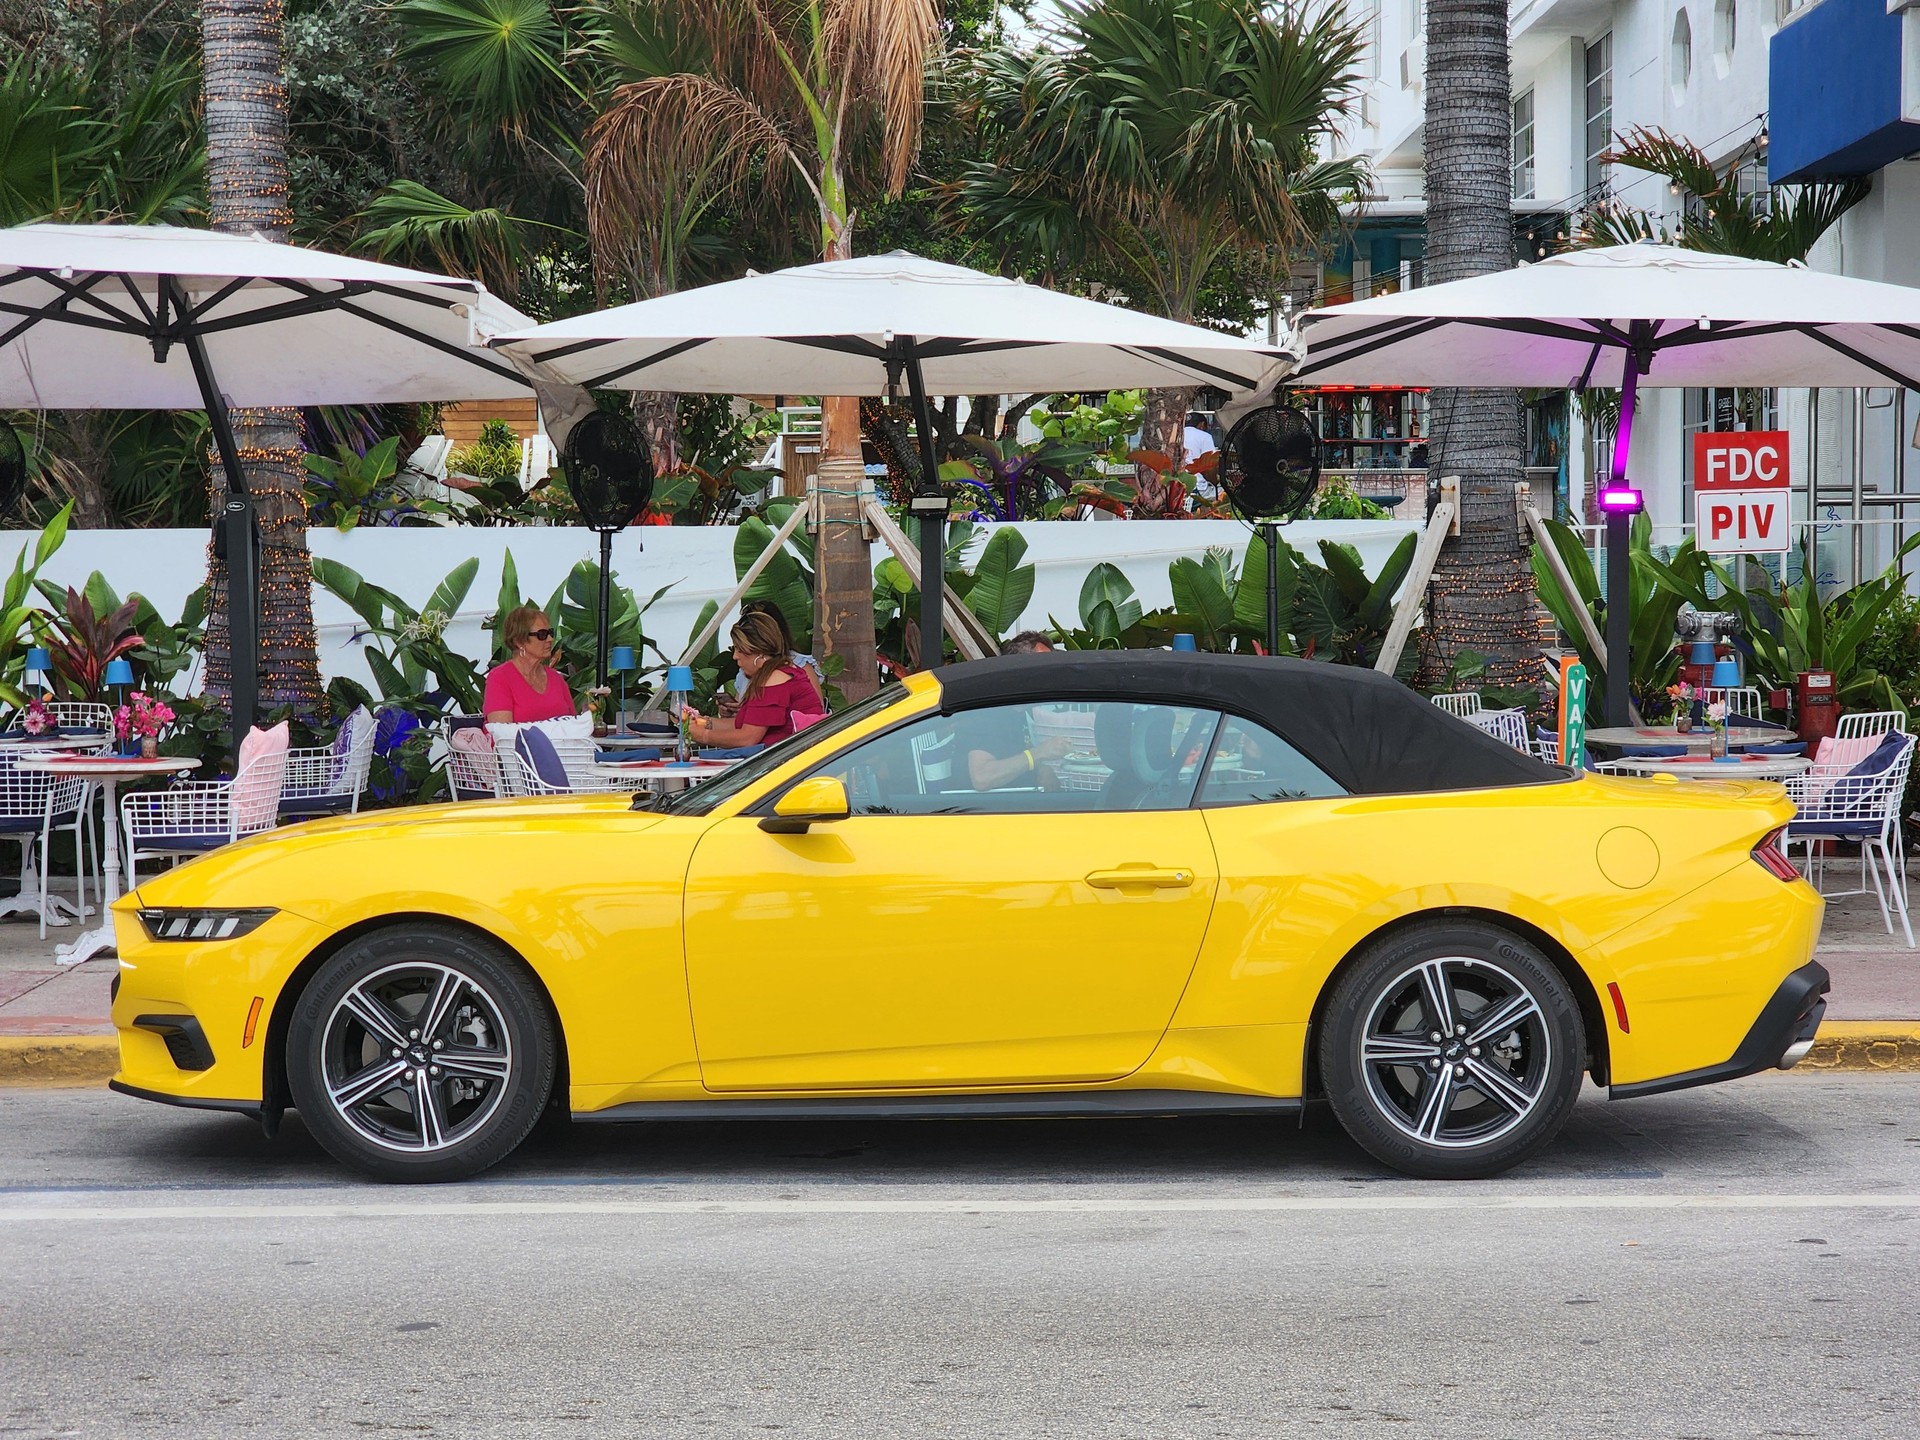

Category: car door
[681, 700, 1223, 1091]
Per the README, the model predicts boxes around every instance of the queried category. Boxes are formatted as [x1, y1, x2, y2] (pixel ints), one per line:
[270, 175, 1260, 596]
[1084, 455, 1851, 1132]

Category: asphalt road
[3, 1075, 1919, 1439]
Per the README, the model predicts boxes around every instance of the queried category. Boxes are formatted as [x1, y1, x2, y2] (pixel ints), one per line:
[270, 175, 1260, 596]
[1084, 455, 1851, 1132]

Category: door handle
[1084, 865, 1195, 890]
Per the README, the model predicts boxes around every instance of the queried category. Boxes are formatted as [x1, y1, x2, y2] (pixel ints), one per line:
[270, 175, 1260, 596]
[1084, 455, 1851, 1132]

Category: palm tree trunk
[1419, 0, 1534, 691]
[201, 0, 323, 728]
[812, 199, 879, 699]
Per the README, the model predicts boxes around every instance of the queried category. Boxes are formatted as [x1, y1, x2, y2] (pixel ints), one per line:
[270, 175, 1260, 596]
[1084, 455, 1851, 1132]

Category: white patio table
[15, 754, 199, 965]
[0, 735, 120, 927]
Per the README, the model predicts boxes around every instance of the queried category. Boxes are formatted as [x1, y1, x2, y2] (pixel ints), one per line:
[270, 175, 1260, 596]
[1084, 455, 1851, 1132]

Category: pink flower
[20, 699, 51, 736]
[1707, 700, 1728, 725]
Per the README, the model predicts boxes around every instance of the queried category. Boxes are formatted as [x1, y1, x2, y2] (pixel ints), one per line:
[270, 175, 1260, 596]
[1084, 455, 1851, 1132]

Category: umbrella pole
[169, 280, 258, 762]
[904, 346, 947, 672]
[596, 530, 614, 691]
[1603, 343, 1645, 729]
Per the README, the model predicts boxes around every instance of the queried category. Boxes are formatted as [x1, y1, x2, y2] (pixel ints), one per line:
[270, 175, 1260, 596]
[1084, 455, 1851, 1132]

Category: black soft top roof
[937, 651, 1558, 796]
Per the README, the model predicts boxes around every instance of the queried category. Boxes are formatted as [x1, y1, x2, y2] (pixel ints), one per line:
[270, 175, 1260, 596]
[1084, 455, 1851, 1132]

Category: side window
[1197, 716, 1346, 806]
[801, 701, 1220, 815]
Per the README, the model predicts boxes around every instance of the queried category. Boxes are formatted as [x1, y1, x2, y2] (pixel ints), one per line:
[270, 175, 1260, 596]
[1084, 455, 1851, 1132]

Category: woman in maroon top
[685, 611, 823, 747]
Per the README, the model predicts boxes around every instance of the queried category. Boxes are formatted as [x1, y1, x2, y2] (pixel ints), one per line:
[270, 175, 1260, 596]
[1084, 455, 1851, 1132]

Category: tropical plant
[1582, 128, 1869, 266]
[314, 555, 487, 717]
[0, 504, 71, 708]
[38, 586, 143, 702]
[303, 436, 425, 530]
[446, 418, 525, 482]
[1418, 0, 1532, 693]
[962, 0, 1368, 454]
[874, 523, 1038, 669]
[1307, 479, 1389, 521]
[1028, 392, 1145, 461]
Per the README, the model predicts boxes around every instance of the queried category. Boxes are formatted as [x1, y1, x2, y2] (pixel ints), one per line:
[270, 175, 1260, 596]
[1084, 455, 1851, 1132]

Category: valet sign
[1692, 431, 1791, 554]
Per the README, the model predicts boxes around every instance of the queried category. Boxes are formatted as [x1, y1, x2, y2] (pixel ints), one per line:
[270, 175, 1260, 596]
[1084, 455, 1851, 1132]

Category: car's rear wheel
[287, 925, 554, 1183]
[1319, 920, 1586, 1179]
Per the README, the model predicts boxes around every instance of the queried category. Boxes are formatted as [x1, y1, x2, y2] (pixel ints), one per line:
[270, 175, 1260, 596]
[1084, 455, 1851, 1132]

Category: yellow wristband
[1024, 748, 1035, 771]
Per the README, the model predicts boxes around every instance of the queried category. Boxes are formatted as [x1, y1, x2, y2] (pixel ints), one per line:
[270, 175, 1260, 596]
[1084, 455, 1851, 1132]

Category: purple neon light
[1597, 486, 1644, 513]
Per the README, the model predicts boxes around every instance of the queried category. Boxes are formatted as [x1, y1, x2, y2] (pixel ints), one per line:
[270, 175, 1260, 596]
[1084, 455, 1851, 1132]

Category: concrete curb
[1802, 1020, 1920, 1074]
[0, 1036, 117, 1086]
[3, 1024, 1920, 1088]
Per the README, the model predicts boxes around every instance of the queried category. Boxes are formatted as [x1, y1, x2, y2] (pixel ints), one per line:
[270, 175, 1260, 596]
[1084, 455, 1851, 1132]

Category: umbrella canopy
[490, 252, 1296, 397]
[0, 223, 533, 408]
[1291, 242, 1920, 392]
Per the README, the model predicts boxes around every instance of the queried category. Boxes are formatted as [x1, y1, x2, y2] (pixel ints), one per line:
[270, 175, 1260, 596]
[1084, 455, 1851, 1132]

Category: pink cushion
[1807, 734, 1884, 804]
[449, 725, 495, 755]
[791, 711, 828, 732]
[234, 721, 289, 831]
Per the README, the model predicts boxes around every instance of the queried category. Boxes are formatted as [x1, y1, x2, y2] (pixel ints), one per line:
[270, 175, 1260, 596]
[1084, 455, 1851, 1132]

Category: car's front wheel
[1319, 920, 1586, 1179]
[287, 925, 555, 1183]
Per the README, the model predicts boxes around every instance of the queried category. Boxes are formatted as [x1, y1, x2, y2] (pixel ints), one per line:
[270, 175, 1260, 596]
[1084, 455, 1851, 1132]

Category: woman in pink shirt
[483, 605, 578, 723]
[683, 611, 823, 748]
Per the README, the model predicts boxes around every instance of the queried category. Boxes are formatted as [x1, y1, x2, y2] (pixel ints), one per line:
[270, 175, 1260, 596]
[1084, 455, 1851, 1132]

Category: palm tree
[961, 0, 1368, 472]
[583, 0, 943, 697]
[1418, 0, 1532, 690]
[201, 0, 323, 724]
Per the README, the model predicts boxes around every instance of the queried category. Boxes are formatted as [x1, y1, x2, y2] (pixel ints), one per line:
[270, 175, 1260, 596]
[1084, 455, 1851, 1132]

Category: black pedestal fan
[1217, 405, 1321, 654]
[559, 411, 655, 687]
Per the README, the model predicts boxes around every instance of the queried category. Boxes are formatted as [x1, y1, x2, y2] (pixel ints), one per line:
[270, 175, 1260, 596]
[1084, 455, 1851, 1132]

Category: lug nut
[1428, 1058, 1440, 1069]
[390, 1048, 401, 1059]
[1454, 1064, 1467, 1077]
[432, 1040, 444, 1051]
[409, 1029, 420, 1039]
[1470, 1046, 1481, 1057]
[1456, 1025, 1467, 1036]
[1429, 1031, 1442, 1042]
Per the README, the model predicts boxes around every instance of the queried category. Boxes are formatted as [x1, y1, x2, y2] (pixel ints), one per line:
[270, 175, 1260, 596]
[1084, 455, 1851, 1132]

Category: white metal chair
[7, 701, 112, 906]
[121, 750, 290, 886]
[1431, 692, 1484, 718]
[1701, 686, 1763, 719]
[445, 722, 508, 800]
[1783, 733, 1916, 948]
[1466, 707, 1531, 753]
[1836, 710, 1908, 740]
[0, 755, 90, 937]
[1532, 729, 1561, 764]
[279, 706, 376, 820]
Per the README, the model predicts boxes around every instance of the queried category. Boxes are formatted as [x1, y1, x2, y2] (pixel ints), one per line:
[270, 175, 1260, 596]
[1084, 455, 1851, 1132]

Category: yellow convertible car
[109, 653, 1827, 1182]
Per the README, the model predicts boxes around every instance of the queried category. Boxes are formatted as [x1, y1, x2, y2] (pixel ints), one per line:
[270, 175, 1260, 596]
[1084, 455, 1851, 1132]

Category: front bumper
[1610, 960, 1830, 1100]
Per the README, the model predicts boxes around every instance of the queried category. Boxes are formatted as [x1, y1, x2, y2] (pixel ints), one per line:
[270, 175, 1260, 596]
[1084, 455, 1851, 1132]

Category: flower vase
[1675, 712, 1692, 734]
[139, 736, 158, 759]
[1710, 725, 1729, 761]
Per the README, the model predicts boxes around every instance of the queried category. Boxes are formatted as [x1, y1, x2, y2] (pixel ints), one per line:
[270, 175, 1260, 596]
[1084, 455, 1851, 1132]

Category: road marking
[0, 1193, 1917, 1223]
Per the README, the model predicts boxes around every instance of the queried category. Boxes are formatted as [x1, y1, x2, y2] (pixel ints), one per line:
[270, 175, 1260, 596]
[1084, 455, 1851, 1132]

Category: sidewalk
[2, 870, 1916, 1084]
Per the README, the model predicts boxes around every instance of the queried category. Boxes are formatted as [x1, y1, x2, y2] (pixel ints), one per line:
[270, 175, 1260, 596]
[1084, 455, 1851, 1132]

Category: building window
[1585, 33, 1613, 194]
[1670, 8, 1693, 96]
[1512, 89, 1536, 200]
[1714, 0, 1736, 63]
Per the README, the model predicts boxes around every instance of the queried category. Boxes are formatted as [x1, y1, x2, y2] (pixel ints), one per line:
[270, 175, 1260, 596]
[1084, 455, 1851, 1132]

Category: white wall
[0, 518, 1421, 691]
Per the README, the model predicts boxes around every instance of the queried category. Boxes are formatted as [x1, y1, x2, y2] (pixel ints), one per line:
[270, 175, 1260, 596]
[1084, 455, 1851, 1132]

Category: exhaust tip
[1778, 1037, 1817, 1070]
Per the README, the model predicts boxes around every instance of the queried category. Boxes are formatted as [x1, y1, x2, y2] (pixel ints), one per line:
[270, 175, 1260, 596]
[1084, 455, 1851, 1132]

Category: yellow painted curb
[0, 1036, 118, 1086]
[1803, 1021, 1920, 1074]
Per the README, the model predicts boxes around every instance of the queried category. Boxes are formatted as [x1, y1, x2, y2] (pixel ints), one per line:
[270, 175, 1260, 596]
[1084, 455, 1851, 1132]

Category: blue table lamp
[104, 657, 134, 707]
[608, 645, 636, 725]
[24, 647, 51, 699]
[1688, 640, 1717, 667]
[1709, 658, 1741, 689]
[1170, 633, 1198, 652]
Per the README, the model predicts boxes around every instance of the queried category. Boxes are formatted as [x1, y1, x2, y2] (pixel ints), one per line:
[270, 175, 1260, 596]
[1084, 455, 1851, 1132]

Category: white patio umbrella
[493, 252, 1298, 666]
[0, 223, 535, 755]
[1291, 241, 1920, 725]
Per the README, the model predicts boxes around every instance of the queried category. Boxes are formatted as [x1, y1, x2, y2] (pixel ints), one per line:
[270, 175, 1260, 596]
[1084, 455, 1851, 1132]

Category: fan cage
[1219, 405, 1321, 522]
[562, 413, 655, 532]
[0, 423, 24, 519]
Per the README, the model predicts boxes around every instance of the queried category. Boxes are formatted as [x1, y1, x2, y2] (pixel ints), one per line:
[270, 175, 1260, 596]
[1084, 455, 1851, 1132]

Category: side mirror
[758, 775, 850, 834]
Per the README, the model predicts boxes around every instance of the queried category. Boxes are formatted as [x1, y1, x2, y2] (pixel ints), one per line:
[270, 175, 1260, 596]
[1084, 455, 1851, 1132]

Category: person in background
[967, 632, 1069, 789]
[684, 610, 824, 748]
[1182, 411, 1220, 504]
[720, 601, 826, 716]
[483, 605, 577, 723]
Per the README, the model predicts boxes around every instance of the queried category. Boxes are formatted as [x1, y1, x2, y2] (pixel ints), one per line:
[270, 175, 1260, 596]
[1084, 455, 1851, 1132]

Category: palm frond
[824, 0, 941, 192]
[354, 179, 571, 297]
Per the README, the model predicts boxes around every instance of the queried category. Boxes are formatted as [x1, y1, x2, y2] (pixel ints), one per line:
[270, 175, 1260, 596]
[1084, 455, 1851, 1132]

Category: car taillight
[1752, 826, 1800, 882]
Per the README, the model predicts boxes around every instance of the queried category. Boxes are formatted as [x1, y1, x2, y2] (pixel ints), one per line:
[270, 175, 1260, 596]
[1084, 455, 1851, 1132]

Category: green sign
[1560, 659, 1588, 769]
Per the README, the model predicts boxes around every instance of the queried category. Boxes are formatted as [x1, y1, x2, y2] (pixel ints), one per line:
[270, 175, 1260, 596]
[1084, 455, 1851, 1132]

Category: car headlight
[136, 908, 278, 942]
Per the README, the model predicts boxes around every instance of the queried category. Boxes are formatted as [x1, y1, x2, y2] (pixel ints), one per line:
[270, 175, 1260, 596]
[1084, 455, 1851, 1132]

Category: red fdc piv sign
[1693, 431, 1791, 554]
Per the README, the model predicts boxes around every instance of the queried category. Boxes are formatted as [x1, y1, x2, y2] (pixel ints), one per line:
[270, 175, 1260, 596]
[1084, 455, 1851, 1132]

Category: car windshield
[639, 683, 907, 817]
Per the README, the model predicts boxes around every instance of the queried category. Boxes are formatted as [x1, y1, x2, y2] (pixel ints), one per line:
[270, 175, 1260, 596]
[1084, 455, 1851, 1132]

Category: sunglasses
[525, 628, 555, 642]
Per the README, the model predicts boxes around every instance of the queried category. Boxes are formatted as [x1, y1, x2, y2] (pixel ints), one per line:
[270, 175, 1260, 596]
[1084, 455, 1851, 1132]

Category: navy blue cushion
[514, 727, 573, 791]
[1742, 741, 1806, 755]
[1788, 818, 1883, 840]
[1726, 715, 1787, 730]
[279, 793, 355, 817]
[0, 816, 40, 833]
[1620, 744, 1688, 758]
[1849, 730, 1909, 778]
[596, 746, 661, 764]
[131, 830, 230, 852]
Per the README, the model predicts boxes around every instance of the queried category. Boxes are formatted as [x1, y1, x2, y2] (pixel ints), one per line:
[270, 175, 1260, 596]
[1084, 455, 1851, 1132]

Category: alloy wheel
[319, 960, 516, 1154]
[1358, 955, 1552, 1150]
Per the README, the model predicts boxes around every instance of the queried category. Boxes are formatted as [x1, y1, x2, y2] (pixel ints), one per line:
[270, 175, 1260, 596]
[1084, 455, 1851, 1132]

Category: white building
[1324, 0, 1920, 588]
